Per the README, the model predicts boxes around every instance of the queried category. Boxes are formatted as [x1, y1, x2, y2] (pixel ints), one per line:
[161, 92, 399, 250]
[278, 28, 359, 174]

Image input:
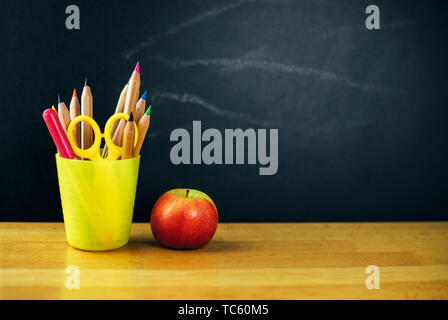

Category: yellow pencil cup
[55, 154, 140, 251]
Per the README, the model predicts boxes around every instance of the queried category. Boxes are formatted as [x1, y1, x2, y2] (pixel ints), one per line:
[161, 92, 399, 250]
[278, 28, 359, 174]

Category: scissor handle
[67, 115, 103, 161]
[103, 113, 138, 160]
[67, 113, 139, 161]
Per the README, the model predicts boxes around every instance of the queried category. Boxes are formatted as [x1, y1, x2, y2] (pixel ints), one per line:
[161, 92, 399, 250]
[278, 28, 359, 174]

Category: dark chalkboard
[1, 0, 447, 222]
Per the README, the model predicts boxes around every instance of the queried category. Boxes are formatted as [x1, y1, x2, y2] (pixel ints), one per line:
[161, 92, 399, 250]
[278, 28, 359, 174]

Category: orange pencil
[133, 105, 151, 157]
[69, 89, 81, 148]
[81, 78, 93, 151]
[111, 62, 140, 148]
[57, 95, 71, 133]
[122, 112, 135, 159]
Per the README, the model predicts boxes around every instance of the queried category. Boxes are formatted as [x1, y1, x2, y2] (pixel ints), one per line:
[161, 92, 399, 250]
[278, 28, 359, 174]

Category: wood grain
[111, 69, 140, 149]
[133, 96, 146, 124]
[57, 102, 71, 133]
[133, 113, 150, 157]
[1, 222, 447, 299]
[121, 115, 135, 159]
[102, 84, 128, 158]
[69, 91, 81, 148]
[80, 85, 93, 150]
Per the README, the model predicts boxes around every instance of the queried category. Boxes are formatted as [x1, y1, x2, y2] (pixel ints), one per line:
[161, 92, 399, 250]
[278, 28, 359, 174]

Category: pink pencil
[42, 108, 75, 159]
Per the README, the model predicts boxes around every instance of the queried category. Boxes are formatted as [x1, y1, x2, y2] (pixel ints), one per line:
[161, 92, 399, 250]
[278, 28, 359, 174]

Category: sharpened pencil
[123, 61, 140, 116]
[57, 95, 71, 133]
[122, 112, 135, 159]
[81, 78, 93, 151]
[102, 83, 129, 157]
[69, 89, 81, 148]
[134, 90, 147, 123]
[132, 105, 151, 157]
[111, 62, 140, 149]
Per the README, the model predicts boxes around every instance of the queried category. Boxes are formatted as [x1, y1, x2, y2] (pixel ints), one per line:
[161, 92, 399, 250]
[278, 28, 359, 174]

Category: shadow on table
[125, 238, 242, 253]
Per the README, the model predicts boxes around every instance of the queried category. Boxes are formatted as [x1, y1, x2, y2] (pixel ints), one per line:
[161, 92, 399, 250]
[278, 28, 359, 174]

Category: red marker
[42, 107, 76, 159]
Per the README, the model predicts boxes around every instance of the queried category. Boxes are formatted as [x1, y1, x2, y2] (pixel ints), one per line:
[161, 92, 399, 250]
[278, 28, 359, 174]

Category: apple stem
[186, 189, 190, 198]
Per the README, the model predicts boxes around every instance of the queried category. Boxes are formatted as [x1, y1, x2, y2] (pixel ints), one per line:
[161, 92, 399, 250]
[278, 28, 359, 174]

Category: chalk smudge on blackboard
[123, 0, 254, 59]
[304, 120, 371, 137]
[153, 90, 273, 127]
[148, 56, 397, 92]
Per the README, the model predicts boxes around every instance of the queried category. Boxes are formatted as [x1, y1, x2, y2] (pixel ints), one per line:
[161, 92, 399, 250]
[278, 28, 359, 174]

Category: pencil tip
[57, 94, 61, 104]
[129, 112, 134, 122]
[141, 90, 147, 100]
[84, 77, 88, 87]
[72, 89, 77, 98]
[52, 105, 57, 112]
[145, 105, 152, 116]
[134, 61, 140, 73]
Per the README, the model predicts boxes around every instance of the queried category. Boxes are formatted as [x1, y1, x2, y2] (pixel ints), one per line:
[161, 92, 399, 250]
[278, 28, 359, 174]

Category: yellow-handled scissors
[67, 113, 138, 161]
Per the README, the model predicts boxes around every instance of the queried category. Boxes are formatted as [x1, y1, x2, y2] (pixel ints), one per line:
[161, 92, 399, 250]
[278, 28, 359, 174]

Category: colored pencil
[122, 112, 135, 159]
[134, 91, 147, 123]
[102, 83, 128, 157]
[81, 78, 93, 151]
[111, 62, 140, 148]
[123, 62, 140, 116]
[69, 89, 81, 148]
[42, 108, 76, 159]
[132, 105, 151, 157]
[57, 95, 71, 133]
[110, 83, 129, 137]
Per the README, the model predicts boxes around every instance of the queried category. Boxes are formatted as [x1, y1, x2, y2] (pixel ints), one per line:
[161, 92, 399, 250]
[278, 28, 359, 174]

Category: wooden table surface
[1, 222, 448, 299]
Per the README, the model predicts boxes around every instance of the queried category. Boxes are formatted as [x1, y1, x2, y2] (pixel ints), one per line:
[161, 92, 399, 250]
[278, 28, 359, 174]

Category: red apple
[150, 189, 218, 249]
